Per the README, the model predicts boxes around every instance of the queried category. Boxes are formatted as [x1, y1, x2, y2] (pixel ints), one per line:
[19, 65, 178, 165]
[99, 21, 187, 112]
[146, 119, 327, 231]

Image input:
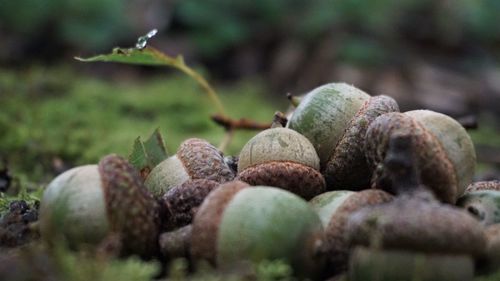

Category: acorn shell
[191, 185, 325, 278]
[145, 138, 235, 196]
[365, 112, 458, 203]
[237, 127, 325, 199]
[288, 83, 371, 166]
[310, 190, 393, 276]
[40, 154, 160, 257]
[406, 110, 476, 196]
[238, 127, 320, 172]
[322, 95, 399, 190]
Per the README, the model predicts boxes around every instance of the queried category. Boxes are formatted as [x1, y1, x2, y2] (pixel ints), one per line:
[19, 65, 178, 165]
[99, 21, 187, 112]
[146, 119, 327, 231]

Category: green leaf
[75, 46, 184, 67]
[128, 130, 168, 179]
[128, 137, 148, 172]
[143, 128, 168, 168]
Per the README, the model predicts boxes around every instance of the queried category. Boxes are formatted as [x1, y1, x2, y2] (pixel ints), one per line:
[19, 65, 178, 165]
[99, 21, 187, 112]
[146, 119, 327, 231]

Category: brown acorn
[145, 138, 235, 196]
[39, 154, 160, 257]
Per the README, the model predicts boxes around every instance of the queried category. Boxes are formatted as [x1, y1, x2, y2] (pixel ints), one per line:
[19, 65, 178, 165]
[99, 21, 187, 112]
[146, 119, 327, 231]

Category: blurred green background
[1, 0, 499, 187]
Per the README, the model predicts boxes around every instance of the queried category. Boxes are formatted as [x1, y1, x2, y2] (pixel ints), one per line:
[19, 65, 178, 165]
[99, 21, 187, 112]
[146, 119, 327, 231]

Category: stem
[149, 48, 226, 116]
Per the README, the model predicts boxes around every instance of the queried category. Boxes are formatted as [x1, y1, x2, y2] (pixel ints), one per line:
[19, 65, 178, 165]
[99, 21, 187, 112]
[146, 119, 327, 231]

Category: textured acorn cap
[457, 190, 500, 226]
[288, 83, 370, 166]
[465, 180, 500, 193]
[349, 246, 474, 281]
[322, 95, 399, 190]
[365, 112, 458, 203]
[347, 193, 486, 257]
[237, 161, 326, 200]
[311, 190, 393, 276]
[99, 154, 160, 257]
[40, 155, 160, 257]
[238, 127, 320, 172]
[145, 138, 235, 196]
[162, 179, 219, 231]
[190, 180, 250, 264]
[406, 110, 476, 196]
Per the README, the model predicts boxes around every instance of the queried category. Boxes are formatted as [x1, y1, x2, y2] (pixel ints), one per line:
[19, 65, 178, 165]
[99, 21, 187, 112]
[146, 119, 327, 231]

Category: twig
[211, 114, 271, 131]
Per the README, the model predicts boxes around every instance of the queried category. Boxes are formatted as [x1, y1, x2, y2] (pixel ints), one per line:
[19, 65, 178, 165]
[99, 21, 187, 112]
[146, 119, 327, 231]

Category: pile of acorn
[39, 83, 500, 281]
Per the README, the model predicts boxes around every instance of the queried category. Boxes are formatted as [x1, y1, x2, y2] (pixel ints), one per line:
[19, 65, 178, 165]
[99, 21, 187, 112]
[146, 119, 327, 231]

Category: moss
[0, 67, 281, 185]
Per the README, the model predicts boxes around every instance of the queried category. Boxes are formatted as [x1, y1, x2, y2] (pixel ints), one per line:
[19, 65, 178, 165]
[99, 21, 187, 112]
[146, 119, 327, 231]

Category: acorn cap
[190, 180, 250, 264]
[346, 194, 486, 257]
[323, 95, 399, 190]
[311, 190, 393, 275]
[178, 138, 235, 182]
[237, 161, 326, 200]
[162, 179, 219, 231]
[288, 83, 371, 166]
[465, 180, 500, 193]
[365, 112, 458, 203]
[145, 138, 235, 195]
[99, 154, 160, 257]
[238, 127, 320, 172]
[457, 190, 500, 226]
[406, 110, 476, 196]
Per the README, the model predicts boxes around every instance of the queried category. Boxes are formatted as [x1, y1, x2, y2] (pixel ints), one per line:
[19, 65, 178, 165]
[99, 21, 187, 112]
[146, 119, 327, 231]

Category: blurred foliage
[174, 0, 500, 58]
[2, 0, 499, 61]
[0, 66, 281, 184]
[0, 0, 128, 50]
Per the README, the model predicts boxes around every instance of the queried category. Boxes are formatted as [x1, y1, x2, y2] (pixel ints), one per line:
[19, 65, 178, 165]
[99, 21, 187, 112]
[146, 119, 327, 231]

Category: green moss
[0, 67, 282, 184]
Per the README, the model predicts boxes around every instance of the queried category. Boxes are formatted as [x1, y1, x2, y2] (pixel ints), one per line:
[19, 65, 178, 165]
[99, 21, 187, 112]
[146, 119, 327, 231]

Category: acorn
[478, 224, 500, 274]
[145, 138, 235, 196]
[309, 189, 393, 276]
[347, 134, 485, 281]
[161, 179, 220, 231]
[287, 83, 399, 190]
[365, 110, 476, 203]
[190, 182, 325, 279]
[39, 154, 160, 257]
[237, 118, 326, 199]
[346, 193, 486, 281]
[457, 181, 500, 226]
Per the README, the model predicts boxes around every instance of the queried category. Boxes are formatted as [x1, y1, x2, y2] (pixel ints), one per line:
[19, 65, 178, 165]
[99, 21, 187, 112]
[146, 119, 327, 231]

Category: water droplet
[135, 29, 158, 50]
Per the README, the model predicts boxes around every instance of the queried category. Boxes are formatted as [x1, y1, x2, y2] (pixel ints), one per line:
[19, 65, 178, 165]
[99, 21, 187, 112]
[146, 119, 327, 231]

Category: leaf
[76, 47, 184, 67]
[143, 128, 168, 168]
[128, 129, 168, 179]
